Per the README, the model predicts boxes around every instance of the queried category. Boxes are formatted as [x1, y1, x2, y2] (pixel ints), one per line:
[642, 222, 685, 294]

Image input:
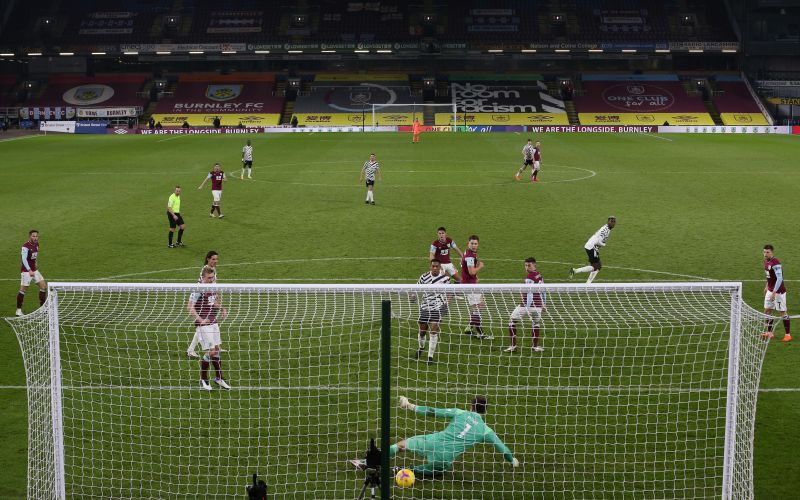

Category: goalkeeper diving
[352, 395, 519, 477]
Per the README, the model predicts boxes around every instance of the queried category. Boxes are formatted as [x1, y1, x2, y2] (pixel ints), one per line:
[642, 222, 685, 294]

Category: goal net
[8, 282, 767, 499]
[371, 102, 458, 131]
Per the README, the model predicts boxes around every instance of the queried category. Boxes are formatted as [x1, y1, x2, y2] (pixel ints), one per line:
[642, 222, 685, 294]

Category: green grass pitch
[0, 131, 798, 498]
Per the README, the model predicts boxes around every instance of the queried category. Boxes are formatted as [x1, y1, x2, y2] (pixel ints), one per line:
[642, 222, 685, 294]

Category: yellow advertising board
[719, 113, 769, 125]
[767, 97, 800, 105]
[578, 113, 715, 126]
[293, 113, 416, 126]
[434, 113, 569, 126]
[314, 72, 408, 81]
[374, 113, 416, 125]
[151, 114, 280, 127]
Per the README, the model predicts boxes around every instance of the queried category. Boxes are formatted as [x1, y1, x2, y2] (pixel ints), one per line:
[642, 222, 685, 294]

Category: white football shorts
[510, 305, 542, 323]
[197, 324, 222, 350]
[467, 293, 484, 306]
[533, 160, 541, 170]
[212, 190, 222, 202]
[20, 271, 44, 286]
[764, 291, 787, 312]
[440, 263, 458, 277]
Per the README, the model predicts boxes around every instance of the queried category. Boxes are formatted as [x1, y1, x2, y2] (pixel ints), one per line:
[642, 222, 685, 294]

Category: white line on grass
[0, 134, 44, 143]
[641, 133, 673, 142]
[98, 256, 711, 281]
[156, 136, 188, 142]
[0, 384, 796, 393]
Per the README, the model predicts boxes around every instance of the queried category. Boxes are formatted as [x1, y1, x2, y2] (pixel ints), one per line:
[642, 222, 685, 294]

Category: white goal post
[7, 282, 768, 499]
[371, 102, 458, 131]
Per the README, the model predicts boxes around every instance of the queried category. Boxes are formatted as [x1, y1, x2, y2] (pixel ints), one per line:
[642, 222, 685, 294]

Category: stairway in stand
[703, 100, 724, 125]
[423, 102, 436, 126]
[565, 101, 580, 125]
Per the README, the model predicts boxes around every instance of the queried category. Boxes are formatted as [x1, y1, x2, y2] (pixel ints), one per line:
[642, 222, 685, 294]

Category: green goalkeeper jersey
[413, 406, 514, 463]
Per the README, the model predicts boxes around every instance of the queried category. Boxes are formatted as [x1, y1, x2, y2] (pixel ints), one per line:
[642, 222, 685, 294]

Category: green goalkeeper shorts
[405, 435, 457, 472]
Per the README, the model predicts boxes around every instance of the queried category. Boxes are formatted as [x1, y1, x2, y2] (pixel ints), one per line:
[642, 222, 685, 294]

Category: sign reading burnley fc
[164, 83, 281, 114]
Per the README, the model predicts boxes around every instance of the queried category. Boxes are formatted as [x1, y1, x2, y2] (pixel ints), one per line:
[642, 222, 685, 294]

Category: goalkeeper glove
[398, 396, 416, 411]
[511, 458, 519, 467]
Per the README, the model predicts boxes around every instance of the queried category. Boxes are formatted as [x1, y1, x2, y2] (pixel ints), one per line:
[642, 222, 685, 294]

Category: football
[395, 468, 415, 488]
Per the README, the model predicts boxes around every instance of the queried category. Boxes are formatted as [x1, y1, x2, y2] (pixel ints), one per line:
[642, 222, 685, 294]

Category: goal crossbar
[371, 102, 457, 130]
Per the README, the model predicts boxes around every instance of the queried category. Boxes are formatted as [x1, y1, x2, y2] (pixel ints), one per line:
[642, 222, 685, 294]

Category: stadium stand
[0, 0, 741, 49]
[293, 74, 420, 126]
[152, 73, 283, 127]
[62, 3, 170, 43]
[0, 75, 17, 107]
[438, 77, 569, 125]
[22, 74, 148, 108]
[18, 74, 148, 120]
[440, 3, 538, 43]
[185, 1, 281, 43]
[574, 0, 670, 42]
[712, 79, 770, 126]
[573, 75, 715, 125]
[1, 0, 172, 45]
[317, 1, 412, 42]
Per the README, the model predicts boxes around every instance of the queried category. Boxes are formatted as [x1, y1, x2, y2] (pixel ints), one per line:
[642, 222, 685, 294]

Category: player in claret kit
[350, 395, 519, 478]
[198, 163, 226, 218]
[430, 227, 464, 279]
[461, 235, 490, 339]
[188, 266, 231, 391]
[762, 244, 791, 342]
[504, 257, 545, 352]
[187, 251, 219, 359]
[531, 141, 542, 182]
[15, 229, 47, 316]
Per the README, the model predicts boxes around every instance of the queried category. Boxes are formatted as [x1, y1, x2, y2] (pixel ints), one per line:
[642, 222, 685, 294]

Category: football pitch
[0, 131, 798, 498]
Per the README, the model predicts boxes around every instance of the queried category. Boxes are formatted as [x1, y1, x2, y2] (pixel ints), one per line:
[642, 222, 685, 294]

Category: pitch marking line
[247, 166, 595, 187]
[156, 135, 188, 143]
[0, 134, 44, 143]
[641, 133, 674, 142]
[98, 256, 711, 281]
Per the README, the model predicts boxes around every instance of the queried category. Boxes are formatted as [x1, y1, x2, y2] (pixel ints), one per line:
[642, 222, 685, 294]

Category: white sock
[418, 332, 426, 349]
[428, 334, 438, 358]
[575, 265, 594, 274]
[241, 168, 245, 177]
[587, 270, 599, 283]
[247, 168, 252, 178]
[188, 331, 201, 352]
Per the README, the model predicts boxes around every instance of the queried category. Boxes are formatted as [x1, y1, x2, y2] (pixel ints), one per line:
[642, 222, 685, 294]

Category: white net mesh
[8, 282, 767, 499]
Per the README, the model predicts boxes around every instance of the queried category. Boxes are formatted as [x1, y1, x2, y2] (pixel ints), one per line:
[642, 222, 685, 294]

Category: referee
[359, 153, 382, 205]
[167, 185, 186, 248]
